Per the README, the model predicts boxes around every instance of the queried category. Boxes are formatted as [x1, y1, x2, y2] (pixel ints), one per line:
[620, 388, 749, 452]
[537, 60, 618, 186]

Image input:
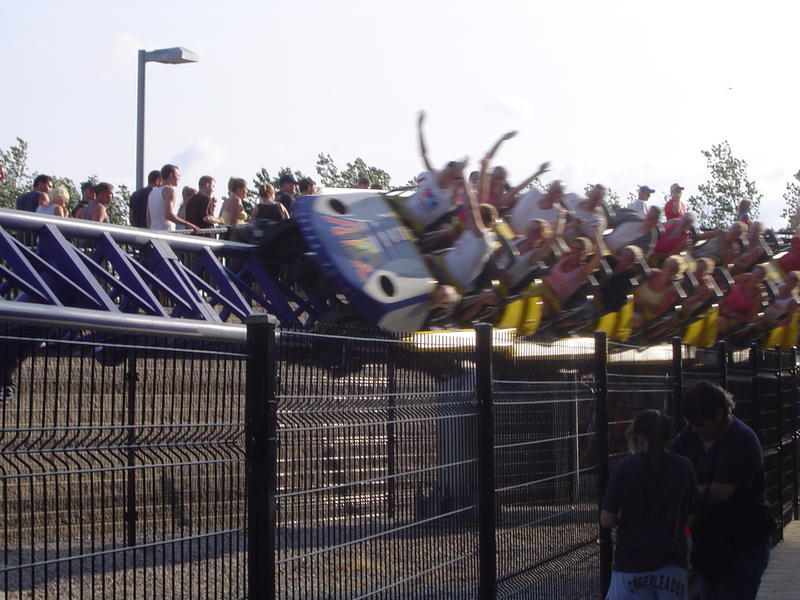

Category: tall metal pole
[136, 50, 146, 191]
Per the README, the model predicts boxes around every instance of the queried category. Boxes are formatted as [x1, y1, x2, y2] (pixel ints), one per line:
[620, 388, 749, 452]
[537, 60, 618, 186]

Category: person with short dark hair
[601, 410, 697, 600]
[298, 177, 316, 195]
[628, 185, 656, 214]
[185, 176, 220, 229]
[129, 170, 161, 227]
[148, 164, 198, 231]
[71, 181, 96, 218]
[276, 174, 297, 214]
[16, 174, 52, 212]
[83, 182, 114, 223]
[671, 381, 774, 599]
[356, 176, 371, 189]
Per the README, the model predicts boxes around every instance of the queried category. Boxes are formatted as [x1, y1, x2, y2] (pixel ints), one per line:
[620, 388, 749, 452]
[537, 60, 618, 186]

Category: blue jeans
[699, 539, 770, 600]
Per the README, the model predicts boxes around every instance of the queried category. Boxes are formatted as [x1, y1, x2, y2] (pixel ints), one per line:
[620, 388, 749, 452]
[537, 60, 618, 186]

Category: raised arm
[479, 130, 517, 203]
[417, 111, 434, 172]
[580, 232, 607, 279]
[461, 170, 486, 236]
[495, 162, 551, 211]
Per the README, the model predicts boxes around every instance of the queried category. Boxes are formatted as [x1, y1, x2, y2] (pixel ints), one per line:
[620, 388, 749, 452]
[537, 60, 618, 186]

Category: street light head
[143, 46, 199, 65]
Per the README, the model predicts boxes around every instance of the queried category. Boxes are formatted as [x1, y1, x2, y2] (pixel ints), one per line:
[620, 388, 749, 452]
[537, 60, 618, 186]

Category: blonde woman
[220, 177, 248, 226]
[36, 184, 68, 217]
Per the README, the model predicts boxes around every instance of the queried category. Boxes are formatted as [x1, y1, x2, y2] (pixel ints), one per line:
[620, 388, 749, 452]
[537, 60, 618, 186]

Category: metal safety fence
[2, 317, 799, 599]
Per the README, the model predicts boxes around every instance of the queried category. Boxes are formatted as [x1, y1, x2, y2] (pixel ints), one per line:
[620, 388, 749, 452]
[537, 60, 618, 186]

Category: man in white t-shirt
[563, 185, 608, 240]
[147, 164, 199, 231]
[508, 180, 566, 235]
[627, 185, 655, 215]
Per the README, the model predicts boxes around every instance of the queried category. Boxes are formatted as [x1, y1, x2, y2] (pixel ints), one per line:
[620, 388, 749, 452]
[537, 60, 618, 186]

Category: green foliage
[0, 138, 128, 225]
[779, 171, 800, 231]
[249, 166, 310, 213]
[687, 140, 762, 229]
[315, 153, 391, 189]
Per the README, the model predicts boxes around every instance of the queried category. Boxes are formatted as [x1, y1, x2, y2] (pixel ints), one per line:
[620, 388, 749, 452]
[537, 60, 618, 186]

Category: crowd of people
[5, 111, 800, 343]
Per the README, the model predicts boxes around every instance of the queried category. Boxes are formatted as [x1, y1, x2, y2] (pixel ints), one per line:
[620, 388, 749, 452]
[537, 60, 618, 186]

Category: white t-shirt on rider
[402, 170, 454, 228]
[509, 189, 561, 235]
[443, 229, 493, 292]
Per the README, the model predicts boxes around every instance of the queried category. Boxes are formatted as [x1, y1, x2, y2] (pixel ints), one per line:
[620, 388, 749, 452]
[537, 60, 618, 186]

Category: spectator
[275, 174, 298, 214]
[672, 382, 774, 599]
[129, 170, 161, 228]
[298, 177, 317, 196]
[356, 176, 371, 189]
[251, 183, 290, 221]
[220, 177, 248, 226]
[71, 181, 95, 218]
[148, 164, 198, 231]
[601, 409, 697, 600]
[83, 182, 114, 223]
[737, 199, 752, 225]
[36, 184, 68, 217]
[185, 175, 220, 229]
[16, 174, 52, 212]
[176, 186, 196, 230]
[664, 183, 687, 220]
[627, 185, 656, 215]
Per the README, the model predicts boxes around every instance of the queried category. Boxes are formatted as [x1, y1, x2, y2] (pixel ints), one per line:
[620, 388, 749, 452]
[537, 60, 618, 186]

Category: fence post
[775, 346, 785, 540]
[246, 315, 277, 600]
[671, 337, 683, 426]
[125, 353, 138, 547]
[750, 344, 761, 436]
[475, 323, 497, 600]
[716, 340, 728, 390]
[386, 350, 397, 520]
[792, 347, 799, 520]
[594, 330, 612, 599]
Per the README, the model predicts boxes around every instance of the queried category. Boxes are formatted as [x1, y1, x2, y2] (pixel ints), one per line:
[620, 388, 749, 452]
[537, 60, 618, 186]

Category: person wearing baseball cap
[627, 185, 656, 215]
[664, 183, 686, 220]
[276, 173, 298, 215]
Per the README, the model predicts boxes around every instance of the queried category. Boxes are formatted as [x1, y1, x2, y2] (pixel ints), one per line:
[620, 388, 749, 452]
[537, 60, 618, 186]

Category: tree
[780, 171, 800, 231]
[315, 153, 391, 189]
[0, 137, 31, 209]
[687, 140, 762, 229]
[250, 166, 310, 213]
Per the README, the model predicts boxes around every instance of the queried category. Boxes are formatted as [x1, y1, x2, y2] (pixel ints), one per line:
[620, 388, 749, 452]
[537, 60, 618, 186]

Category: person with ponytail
[601, 409, 698, 600]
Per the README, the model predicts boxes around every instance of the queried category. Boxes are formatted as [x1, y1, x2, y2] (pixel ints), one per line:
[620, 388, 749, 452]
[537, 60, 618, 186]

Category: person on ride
[397, 112, 466, 231]
[652, 213, 696, 265]
[562, 185, 608, 242]
[597, 245, 645, 314]
[604, 205, 662, 255]
[763, 271, 800, 328]
[681, 257, 717, 317]
[717, 265, 767, 336]
[423, 173, 497, 295]
[539, 232, 605, 319]
[692, 221, 746, 267]
[501, 219, 558, 291]
[508, 180, 567, 236]
[664, 183, 687, 220]
[632, 255, 686, 329]
[737, 199, 752, 225]
[776, 223, 800, 275]
[732, 222, 768, 275]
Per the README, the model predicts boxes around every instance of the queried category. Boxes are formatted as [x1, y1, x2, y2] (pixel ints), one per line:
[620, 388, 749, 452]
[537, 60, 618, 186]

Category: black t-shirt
[185, 193, 210, 229]
[602, 451, 697, 572]
[129, 186, 152, 228]
[671, 416, 772, 548]
[253, 203, 287, 221]
[599, 255, 636, 313]
[275, 191, 295, 215]
[15, 190, 41, 212]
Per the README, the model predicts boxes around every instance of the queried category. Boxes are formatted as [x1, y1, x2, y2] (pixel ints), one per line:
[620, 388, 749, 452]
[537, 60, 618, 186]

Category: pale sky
[2, 0, 799, 228]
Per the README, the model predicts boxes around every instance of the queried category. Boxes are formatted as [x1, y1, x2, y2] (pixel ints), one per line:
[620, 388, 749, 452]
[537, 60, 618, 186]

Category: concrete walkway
[757, 520, 800, 599]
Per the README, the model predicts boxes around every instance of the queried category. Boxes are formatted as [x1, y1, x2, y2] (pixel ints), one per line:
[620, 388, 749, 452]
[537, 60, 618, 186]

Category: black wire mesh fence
[3, 319, 800, 600]
[1, 322, 248, 599]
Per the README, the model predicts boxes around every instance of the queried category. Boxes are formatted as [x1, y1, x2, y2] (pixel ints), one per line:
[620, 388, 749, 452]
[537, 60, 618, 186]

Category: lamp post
[135, 47, 199, 190]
